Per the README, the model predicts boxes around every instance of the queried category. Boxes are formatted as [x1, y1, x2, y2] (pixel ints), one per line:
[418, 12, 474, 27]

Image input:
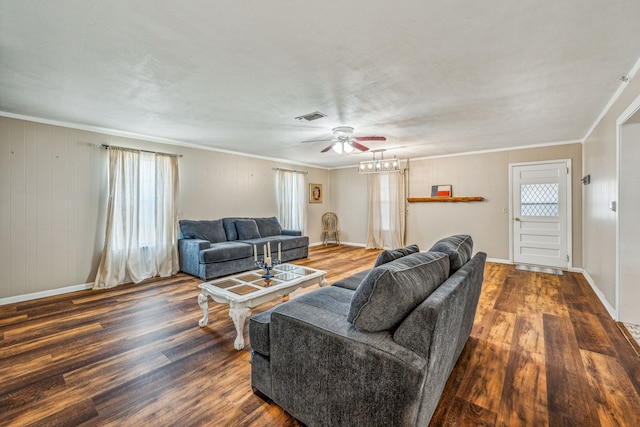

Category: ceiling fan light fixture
[331, 141, 354, 155]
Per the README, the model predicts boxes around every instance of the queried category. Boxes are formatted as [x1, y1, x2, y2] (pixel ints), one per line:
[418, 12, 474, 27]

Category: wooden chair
[321, 212, 341, 245]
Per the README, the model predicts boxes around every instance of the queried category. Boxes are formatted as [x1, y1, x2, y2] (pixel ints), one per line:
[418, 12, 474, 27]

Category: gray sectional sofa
[178, 217, 309, 281]
[249, 235, 486, 427]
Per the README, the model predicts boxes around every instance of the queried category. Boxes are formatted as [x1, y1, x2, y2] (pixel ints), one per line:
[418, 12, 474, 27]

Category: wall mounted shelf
[407, 197, 484, 203]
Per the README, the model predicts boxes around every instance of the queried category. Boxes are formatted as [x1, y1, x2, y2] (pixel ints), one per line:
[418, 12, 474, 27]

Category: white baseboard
[309, 241, 367, 248]
[579, 269, 617, 320]
[341, 241, 367, 248]
[486, 257, 511, 264]
[0, 282, 94, 306]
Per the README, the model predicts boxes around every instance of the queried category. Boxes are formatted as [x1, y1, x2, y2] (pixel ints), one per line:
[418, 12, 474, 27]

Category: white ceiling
[2, 1, 640, 168]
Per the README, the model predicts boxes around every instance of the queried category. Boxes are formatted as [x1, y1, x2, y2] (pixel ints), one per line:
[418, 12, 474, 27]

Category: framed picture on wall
[309, 183, 323, 203]
[431, 185, 452, 197]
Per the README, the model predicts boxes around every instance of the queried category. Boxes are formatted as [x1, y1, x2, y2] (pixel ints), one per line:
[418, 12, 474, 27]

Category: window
[138, 152, 156, 248]
[366, 172, 406, 249]
[379, 174, 391, 231]
[276, 170, 306, 232]
[94, 148, 179, 289]
[520, 183, 559, 216]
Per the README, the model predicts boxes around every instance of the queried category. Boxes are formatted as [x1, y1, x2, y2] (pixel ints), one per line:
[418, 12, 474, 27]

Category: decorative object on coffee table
[198, 263, 326, 350]
[253, 242, 281, 279]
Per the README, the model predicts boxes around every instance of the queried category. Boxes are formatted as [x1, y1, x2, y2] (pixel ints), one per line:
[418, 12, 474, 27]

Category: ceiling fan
[306, 126, 386, 154]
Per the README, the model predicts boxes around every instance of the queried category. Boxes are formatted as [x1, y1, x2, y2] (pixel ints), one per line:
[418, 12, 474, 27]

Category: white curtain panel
[94, 149, 179, 289]
[276, 170, 307, 233]
[366, 172, 406, 249]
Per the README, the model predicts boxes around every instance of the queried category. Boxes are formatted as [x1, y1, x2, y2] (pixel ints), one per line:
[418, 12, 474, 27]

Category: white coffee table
[198, 263, 327, 350]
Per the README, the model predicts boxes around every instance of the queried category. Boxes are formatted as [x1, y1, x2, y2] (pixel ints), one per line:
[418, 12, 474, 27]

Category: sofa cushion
[347, 252, 450, 332]
[179, 219, 227, 243]
[332, 269, 371, 291]
[374, 244, 420, 267]
[199, 241, 253, 263]
[235, 219, 261, 240]
[255, 217, 283, 237]
[428, 234, 473, 274]
[274, 235, 308, 251]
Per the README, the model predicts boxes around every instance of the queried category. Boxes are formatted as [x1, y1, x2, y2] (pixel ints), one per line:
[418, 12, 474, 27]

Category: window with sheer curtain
[366, 172, 406, 249]
[94, 148, 179, 289]
[276, 169, 306, 233]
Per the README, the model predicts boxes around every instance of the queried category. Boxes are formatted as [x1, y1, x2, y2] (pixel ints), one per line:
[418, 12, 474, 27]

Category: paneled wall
[330, 143, 582, 265]
[583, 75, 640, 312]
[0, 118, 107, 298]
[0, 116, 329, 300]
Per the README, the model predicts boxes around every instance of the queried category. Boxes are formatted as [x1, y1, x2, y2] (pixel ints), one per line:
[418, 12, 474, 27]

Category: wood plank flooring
[1, 245, 639, 426]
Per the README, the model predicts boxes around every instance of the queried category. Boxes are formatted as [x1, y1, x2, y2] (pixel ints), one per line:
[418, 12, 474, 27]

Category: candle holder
[255, 257, 281, 279]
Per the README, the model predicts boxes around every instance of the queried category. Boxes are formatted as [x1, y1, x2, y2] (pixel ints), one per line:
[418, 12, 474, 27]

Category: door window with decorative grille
[520, 183, 559, 216]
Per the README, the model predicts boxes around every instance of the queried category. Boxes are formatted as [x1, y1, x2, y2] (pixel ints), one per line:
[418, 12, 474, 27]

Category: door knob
[514, 217, 521, 221]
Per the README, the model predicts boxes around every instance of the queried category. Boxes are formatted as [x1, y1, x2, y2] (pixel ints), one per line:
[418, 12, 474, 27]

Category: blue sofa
[178, 217, 309, 281]
[249, 235, 485, 427]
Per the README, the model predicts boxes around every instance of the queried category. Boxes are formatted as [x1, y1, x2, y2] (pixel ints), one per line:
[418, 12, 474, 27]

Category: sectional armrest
[281, 229, 302, 236]
[178, 238, 210, 277]
[179, 238, 210, 251]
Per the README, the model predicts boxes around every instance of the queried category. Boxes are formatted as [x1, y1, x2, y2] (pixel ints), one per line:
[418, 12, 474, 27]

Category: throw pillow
[235, 219, 261, 240]
[373, 244, 420, 267]
[254, 217, 283, 237]
[222, 218, 240, 241]
[428, 234, 473, 274]
[179, 219, 227, 243]
[347, 252, 450, 332]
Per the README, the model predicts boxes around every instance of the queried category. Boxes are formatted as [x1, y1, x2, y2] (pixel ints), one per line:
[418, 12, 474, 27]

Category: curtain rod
[101, 144, 183, 158]
[272, 167, 308, 174]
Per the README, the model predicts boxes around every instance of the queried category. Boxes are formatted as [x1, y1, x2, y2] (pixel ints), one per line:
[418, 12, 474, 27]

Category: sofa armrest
[281, 229, 302, 236]
[267, 301, 426, 426]
[178, 238, 210, 277]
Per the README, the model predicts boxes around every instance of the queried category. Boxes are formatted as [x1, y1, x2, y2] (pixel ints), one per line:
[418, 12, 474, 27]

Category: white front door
[511, 161, 571, 269]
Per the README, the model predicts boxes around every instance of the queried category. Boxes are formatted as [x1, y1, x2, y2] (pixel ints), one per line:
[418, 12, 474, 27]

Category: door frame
[508, 159, 573, 269]
[615, 92, 640, 321]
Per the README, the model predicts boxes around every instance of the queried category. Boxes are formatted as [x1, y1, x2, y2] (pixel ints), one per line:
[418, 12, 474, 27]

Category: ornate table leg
[229, 304, 252, 350]
[319, 275, 328, 287]
[198, 293, 209, 327]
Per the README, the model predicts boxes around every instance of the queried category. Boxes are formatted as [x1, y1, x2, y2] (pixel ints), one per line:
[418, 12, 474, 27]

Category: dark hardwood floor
[1, 245, 639, 426]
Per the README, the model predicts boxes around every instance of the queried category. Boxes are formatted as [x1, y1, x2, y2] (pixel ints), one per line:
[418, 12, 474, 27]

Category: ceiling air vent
[295, 111, 327, 121]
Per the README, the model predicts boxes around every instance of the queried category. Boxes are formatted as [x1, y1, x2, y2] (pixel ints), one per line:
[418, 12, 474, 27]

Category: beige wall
[582, 76, 640, 312]
[330, 143, 582, 265]
[0, 116, 328, 300]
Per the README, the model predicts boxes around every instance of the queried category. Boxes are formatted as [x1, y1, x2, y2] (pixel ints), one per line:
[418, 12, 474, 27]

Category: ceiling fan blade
[350, 141, 370, 152]
[354, 136, 386, 142]
[301, 138, 333, 144]
[321, 143, 336, 153]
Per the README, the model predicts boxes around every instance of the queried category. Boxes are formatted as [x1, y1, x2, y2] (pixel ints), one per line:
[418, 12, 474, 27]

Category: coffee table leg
[198, 293, 209, 327]
[229, 304, 251, 350]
